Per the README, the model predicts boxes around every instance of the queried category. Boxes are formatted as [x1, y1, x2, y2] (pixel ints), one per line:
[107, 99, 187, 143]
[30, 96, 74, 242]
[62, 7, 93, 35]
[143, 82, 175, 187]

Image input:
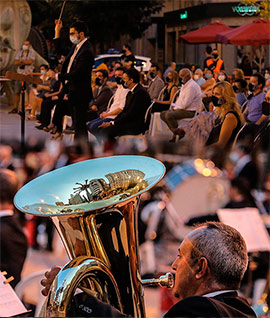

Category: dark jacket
[164, 292, 256, 317]
[0, 210, 28, 288]
[114, 83, 151, 133]
[89, 84, 113, 115]
[55, 38, 94, 102]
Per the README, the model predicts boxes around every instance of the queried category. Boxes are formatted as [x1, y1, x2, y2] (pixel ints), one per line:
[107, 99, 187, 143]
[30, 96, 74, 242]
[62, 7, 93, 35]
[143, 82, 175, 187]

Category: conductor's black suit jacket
[58, 39, 94, 103]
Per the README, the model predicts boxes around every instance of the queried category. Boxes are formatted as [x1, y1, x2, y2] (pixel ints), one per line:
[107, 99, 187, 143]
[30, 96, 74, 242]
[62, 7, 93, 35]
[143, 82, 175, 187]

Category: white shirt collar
[76, 37, 87, 51]
[203, 290, 237, 298]
[0, 209, 14, 217]
[130, 83, 138, 93]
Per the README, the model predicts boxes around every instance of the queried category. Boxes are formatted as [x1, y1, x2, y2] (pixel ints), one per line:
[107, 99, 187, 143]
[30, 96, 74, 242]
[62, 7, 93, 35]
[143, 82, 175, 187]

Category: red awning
[216, 19, 270, 46]
[180, 22, 232, 44]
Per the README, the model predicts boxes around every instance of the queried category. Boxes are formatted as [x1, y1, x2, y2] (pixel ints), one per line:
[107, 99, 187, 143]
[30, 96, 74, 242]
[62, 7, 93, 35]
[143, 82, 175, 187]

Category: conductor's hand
[55, 19, 63, 38]
[41, 266, 61, 296]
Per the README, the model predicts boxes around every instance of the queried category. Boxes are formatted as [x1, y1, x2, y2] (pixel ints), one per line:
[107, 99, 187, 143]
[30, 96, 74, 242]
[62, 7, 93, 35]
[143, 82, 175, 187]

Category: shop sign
[232, 2, 260, 16]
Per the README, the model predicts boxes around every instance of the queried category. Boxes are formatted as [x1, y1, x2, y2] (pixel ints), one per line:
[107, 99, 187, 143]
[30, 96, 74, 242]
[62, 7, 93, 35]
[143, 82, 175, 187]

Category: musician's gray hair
[191, 222, 248, 289]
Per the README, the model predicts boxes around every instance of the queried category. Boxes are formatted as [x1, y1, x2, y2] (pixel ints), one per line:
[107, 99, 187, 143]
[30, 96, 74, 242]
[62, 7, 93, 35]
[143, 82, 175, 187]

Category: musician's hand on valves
[41, 266, 61, 296]
[54, 19, 63, 38]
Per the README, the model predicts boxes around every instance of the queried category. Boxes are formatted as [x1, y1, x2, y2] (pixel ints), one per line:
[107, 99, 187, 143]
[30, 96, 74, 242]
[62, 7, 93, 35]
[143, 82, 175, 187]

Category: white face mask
[194, 74, 199, 81]
[229, 152, 240, 163]
[70, 36, 81, 45]
[265, 73, 270, 80]
[218, 75, 226, 82]
[22, 45, 29, 51]
[40, 69, 46, 75]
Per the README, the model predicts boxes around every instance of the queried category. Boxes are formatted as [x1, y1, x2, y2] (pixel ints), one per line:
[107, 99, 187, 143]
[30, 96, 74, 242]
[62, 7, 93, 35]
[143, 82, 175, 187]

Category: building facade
[134, 0, 269, 74]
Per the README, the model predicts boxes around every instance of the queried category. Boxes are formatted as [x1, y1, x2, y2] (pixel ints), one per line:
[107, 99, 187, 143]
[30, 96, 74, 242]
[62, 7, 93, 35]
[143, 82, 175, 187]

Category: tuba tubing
[14, 156, 171, 317]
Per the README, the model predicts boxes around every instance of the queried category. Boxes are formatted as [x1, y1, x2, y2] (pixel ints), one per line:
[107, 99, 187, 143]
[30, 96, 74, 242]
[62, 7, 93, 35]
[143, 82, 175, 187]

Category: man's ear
[195, 257, 209, 279]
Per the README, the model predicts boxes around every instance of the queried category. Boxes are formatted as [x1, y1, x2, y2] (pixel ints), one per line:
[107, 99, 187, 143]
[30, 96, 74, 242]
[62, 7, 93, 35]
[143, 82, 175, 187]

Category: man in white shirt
[87, 67, 129, 138]
[160, 68, 202, 132]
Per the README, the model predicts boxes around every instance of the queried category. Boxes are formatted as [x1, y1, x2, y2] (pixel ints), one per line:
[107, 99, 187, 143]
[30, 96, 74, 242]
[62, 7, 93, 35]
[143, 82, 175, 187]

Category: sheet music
[0, 272, 27, 317]
[217, 208, 270, 252]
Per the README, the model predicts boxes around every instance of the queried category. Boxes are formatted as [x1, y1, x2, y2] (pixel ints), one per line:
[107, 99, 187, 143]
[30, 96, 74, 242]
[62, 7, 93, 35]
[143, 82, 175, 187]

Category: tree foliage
[242, 0, 270, 20]
[28, 0, 164, 48]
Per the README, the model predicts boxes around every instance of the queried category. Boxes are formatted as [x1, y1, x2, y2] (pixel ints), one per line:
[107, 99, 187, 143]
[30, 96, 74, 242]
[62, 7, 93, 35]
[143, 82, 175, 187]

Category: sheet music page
[217, 208, 270, 252]
[0, 272, 27, 317]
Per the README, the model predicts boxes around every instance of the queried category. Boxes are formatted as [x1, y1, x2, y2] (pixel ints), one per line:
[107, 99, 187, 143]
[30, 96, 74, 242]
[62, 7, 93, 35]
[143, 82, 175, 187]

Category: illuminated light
[206, 160, 215, 169]
[158, 201, 166, 210]
[194, 158, 204, 166]
[55, 196, 60, 201]
[211, 170, 218, 177]
[263, 305, 268, 312]
[232, 3, 260, 16]
[202, 168, 211, 177]
[40, 199, 45, 203]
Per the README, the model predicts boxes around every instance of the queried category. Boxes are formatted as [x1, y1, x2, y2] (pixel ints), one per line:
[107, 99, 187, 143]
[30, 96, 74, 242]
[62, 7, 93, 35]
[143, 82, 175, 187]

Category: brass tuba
[14, 155, 174, 317]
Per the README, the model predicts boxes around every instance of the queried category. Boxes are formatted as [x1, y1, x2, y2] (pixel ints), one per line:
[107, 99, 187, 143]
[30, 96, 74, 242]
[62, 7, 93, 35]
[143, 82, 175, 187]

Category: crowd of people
[7, 22, 269, 154]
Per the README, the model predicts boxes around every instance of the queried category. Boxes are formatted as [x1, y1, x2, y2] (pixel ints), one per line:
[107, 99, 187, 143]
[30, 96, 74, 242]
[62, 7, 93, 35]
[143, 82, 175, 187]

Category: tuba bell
[14, 155, 174, 317]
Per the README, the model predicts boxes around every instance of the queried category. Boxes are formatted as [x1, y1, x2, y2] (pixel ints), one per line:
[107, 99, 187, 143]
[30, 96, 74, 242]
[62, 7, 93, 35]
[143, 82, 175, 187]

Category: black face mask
[121, 49, 126, 54]
[95, 78, 104, 86]
[212, 53, 218, 59]
[115, 76, 124, 85]
[149, 72, 156, 79]
[166, 76, 172, 83]
[232, 85, 239, 93]
[262, 101, 270, 116]
[179, 77, 183, 85]
[231, 74, 235, 81]
[211, 95, 224, 107]
[248, 83, 256, 92]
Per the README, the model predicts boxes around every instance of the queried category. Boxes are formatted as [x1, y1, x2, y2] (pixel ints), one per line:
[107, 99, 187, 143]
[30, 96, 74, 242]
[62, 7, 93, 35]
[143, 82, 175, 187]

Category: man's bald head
[179, 68, 191, 84]
[0, 169, 19, 205]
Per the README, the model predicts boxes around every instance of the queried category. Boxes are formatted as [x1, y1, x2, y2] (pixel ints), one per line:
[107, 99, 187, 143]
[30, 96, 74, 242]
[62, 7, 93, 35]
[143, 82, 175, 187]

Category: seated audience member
[217, 70, 229, 83]
[190, 64, 196, 74]
[96, 68, 151, 141]
[49, 93, 71, 140]
[147, 64, 165, 100]
[0, 169, 28, 288]
[87, 67, 129, 137]
[108, 61, 123, 87]
[194, 68, 205, 87]
[175, 81, 245, 149]
[264, 78, 270, 93]
[163, 61, 176, 81]
[160, 68, 202, 139]
[201, 69, 216, 96]
[151, 70, 179, 113]
[230, 144, 259, 189]
[243, 73, 266, 124]
[41, 222, 256, 317]
[35, 67, 62, 131]
[232, 68, 245, 82]
[28, 64, 53, 120]
[232, 79, 248, 107]
[87, 69, 113, 122]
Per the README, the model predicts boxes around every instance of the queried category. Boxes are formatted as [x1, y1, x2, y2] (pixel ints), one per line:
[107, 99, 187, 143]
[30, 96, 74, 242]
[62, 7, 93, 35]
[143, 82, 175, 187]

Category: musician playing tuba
[42, 222, 256, 317]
